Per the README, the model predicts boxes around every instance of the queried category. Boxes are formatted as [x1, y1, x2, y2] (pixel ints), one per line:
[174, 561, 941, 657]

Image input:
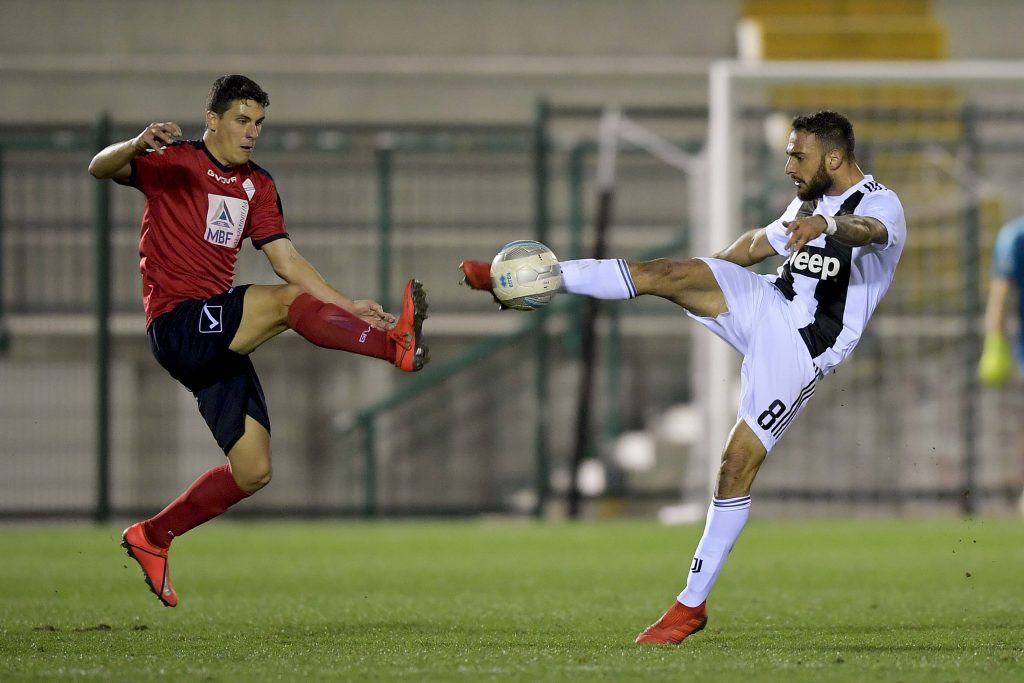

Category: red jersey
[116, 140, 289, 326]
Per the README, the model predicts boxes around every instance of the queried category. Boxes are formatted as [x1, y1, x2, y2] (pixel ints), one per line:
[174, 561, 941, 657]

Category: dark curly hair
[791, 110, 856, 163]
[205, 75, 270, 116]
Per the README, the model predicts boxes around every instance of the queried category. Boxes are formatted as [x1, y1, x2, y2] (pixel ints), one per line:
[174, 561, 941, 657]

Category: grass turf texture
[1, 519, 1022, 682]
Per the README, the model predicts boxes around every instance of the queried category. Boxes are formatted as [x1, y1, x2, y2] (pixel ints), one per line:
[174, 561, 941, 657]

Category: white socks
[677, 496, 751, 607]
[559, 259, 638, 300]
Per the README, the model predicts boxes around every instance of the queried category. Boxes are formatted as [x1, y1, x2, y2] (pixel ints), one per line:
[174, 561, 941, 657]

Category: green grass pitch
[1, 518, 1022, 681]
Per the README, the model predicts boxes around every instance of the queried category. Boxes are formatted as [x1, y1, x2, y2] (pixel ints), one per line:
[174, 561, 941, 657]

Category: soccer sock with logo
[287, 292, 394, 362]
[559, 259, 638, 300]
[143, 464, 250, 549]
[677, 496, 751, 607]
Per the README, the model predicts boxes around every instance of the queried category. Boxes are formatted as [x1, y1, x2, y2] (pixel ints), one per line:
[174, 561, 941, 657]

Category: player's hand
[132, 122, 183, 155]
[458, 260, 508, 310]
[348, 299, 396, 330]
[978, 332, 1015, 386]
[782, 216, 828, 252]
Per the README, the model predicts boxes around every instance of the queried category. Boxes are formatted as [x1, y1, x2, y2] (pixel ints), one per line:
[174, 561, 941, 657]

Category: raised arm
[711, 227, 779, 267]
[88, 122, 183, 180]
[261, 239, 395, 329]
[782, 214, 888, 252]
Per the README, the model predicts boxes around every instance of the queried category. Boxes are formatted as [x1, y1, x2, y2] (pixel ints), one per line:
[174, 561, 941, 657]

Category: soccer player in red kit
[89, 75, 428, 607]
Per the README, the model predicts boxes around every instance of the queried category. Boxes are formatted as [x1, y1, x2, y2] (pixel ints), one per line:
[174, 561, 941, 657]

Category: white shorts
[686, 257, 822, 452]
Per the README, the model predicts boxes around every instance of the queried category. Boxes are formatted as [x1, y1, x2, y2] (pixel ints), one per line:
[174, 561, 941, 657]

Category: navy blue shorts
[147, 285, 270, 454]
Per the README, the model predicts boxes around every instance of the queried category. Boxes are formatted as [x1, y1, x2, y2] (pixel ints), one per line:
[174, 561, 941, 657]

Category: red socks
[287, 292, 394, 362]
[143, 464, 250, 549]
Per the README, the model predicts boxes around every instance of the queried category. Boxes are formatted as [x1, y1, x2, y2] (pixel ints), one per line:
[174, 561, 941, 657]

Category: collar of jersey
[841, 175, 872, 200]
[198, 140, 242, 174]
[820, 175, 873, 207]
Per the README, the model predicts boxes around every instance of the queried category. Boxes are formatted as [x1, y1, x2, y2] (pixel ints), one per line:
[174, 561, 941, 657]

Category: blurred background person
[978, 216, 1024, 387]
[978, 215, 1024, 514]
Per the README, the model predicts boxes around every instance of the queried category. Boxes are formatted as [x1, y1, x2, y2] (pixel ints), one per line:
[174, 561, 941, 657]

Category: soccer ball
[490, 240, 562, 311]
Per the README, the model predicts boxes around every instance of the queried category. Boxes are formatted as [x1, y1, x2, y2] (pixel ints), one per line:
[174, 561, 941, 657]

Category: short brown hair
[791, 110, 856, 163]
[206, 75, 270, 116]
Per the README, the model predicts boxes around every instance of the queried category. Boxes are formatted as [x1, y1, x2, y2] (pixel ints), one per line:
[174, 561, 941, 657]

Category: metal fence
[0, 102, 1021, 518]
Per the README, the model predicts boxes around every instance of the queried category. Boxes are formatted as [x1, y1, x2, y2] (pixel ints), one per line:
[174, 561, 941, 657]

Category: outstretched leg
[626, 258, 727, 317]
[461, 256, 727, 318]
[229, 281, 428, 371]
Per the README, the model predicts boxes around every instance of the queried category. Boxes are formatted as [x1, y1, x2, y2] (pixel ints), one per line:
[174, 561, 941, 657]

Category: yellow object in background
[978, 333, 1015, 387]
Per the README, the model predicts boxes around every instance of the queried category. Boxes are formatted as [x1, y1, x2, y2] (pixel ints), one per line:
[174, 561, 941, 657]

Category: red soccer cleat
[121, 522, 177, 607]
[459, 260, 511, 310]
[388, 279, 429, 372]
[634, 600, 708, 645]
[458, 259, 493, 291]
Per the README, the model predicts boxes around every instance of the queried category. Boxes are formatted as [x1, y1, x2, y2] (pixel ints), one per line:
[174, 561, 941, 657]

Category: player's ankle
[142, 521, 171, 549]
[385, 335, 399, 363]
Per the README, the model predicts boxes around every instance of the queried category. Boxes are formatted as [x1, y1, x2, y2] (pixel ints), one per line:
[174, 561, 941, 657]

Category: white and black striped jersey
[763, 175, 906, 374]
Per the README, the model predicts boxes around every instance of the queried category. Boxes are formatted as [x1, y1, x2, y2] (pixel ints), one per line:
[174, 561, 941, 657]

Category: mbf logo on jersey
[785, 246, 843, 281]
[205, 194, 248, 248]
[199, 305, 222, 333]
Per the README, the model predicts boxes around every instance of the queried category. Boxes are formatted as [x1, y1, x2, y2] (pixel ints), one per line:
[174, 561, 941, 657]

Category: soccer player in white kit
[459, 110, 906, 644]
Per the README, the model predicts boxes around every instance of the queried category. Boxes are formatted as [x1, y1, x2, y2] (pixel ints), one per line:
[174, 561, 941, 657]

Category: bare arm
[978, 276, 1017, 385]
[261, 239, 395, 329]
[984, 277, 1013, 336]
[782, 214, 889, 252]
[88, 122, 182, 180]
[711, 227, 779, 266]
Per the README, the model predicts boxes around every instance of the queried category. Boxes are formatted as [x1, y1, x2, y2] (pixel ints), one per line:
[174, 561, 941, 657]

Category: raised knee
[279, 284, 305, 308]
[640, 258, 701, 290]
[278, 284, 308, 320]
[234, 463, 272, 494]
[648, 257, 686, 278]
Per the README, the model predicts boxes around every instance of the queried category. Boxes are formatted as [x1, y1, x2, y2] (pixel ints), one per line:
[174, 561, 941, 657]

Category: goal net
[703, 60, 1024, 515]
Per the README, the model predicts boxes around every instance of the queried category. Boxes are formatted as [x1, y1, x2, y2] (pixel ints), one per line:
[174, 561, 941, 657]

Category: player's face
[205, 99, 265, 166]
[785, 130, 832, 201]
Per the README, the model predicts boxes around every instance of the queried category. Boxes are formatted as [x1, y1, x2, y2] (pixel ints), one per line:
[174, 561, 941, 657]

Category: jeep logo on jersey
[785, 247, 843, 281]
[204, 194, 248, 249]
